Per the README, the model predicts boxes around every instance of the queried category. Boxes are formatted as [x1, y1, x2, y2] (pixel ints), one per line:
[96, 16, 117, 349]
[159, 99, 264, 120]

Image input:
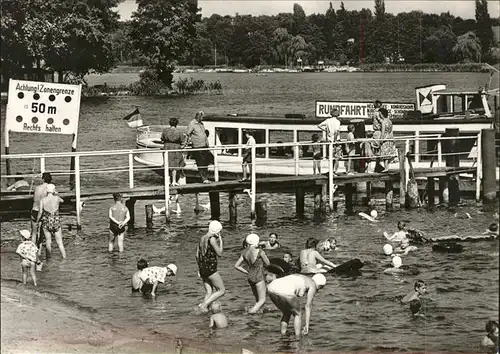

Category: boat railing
[1, 133, 487, 225]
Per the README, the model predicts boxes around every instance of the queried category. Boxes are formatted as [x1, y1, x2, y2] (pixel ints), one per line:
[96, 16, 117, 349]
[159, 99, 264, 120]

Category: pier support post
[314, 186, 324, 222]
[255, 198, 267, 227]
[145, 204, 153, 229]
[126, 198, 136, 229]
[209, 192, 220, 221]
[353, 120, 366, 172]
[296, 187, 305, 220]
[345, 183, 354, 216]
[385, 181, 394, 211]
[321, 183, 327, 219]
[481, 129, 496, 203]
[398, 149, 407, 208]
[361, 182, 372, 207]
[229, 192, 237, 224]
[427, 177, 435, 207]
[445, 128, 460, 206]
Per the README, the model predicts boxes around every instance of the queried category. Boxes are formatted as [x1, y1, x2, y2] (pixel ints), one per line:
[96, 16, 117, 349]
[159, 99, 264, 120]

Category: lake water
[1, 72, 498, 353]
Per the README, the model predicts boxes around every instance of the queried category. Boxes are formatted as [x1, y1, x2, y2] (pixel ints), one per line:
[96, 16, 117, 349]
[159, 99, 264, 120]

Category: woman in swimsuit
[234, 233, 270, 314]
[36, 184, 66, 259]
[299, 238, 336, 274]
[196, 220, 225, 313]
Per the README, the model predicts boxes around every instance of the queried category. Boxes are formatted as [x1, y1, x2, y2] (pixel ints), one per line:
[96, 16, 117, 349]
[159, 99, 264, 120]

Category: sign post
[5, 79, 82, 186]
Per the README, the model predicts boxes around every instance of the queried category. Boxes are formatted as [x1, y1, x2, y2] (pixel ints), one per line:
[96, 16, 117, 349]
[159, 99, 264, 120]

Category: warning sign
[6, 79, 81, 135]
[315, 101, 415, 120]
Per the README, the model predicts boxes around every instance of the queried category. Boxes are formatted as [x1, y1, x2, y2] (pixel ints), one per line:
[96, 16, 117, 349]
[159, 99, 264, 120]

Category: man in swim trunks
[266, 272, 327, 338]
[31, 172, 52, 243]
[36, 183, 66, 259]
[108, 192, 130, 253]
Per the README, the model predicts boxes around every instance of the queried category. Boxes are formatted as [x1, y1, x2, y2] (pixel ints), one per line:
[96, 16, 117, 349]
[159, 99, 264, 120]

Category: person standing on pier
[379, 108, 396, 172]
[161, 118, 186, 186]
[31, 172, 52, 243]
[239, 130, 256, 182]
[196, 220, 225, 313]
[36, 183, 66, 259]
[108, 192, 130, 253]
[185, 111, 211, 184]
[317, 109, 341, 175]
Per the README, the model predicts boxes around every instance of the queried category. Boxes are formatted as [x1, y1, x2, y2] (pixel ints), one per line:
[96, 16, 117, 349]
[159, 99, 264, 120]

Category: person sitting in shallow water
[209, 301, 228, 329]
[383, 255, 404, 275]
[483, 223, 499, 237]
[259, 232, 280, 250]
[394, 238, 418, 255]
[299, 237, 337, 273]
[384, 221, 409, 243]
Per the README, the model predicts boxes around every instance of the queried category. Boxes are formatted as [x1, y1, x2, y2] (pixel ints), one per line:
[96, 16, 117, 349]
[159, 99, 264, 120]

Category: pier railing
[0, 132, 487, 225]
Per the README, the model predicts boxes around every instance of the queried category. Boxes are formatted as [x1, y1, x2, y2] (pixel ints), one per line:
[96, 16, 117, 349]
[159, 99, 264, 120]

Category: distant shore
[0, 280, 235, 354]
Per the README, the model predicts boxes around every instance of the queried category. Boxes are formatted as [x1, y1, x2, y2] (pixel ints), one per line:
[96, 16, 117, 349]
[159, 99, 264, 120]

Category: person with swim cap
[383, 244, 393, 256]
[266, 271, 327, 338]
[196, 220, 225, 313]
[383, 255, 404, 274]
[234, 233, 270, 314]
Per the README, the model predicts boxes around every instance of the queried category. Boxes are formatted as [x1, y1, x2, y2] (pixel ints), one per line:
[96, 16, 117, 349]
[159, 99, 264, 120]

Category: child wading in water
[235, 233, 270, 314]
[209, 301, 228, 329]
[259, 232, 280, 250]
[311, 133, 322, 175]
[16, 230, 42, 286]
[108, 192, 131, 253]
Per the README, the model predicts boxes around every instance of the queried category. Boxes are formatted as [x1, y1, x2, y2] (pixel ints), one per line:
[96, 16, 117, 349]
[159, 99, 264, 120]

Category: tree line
[1, 0, 499, 89]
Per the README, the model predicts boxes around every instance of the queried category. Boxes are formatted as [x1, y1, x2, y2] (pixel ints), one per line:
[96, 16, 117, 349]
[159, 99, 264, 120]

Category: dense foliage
[1, 0, 120, 82]
[120, 1, 499, 68]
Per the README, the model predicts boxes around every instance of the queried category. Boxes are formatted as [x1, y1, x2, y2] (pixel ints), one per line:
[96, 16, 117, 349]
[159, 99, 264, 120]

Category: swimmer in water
[131, 258, 149, 292]
[394, 238, 418, 255]
[209, 301, 228, 329]
[483, 223, 499, 237]
[266, 272, 327, 338]
[383, 255, 404, 274]
[384, 221, 408, 243]
[259, 232, 280, 250]
[108, 192, 131, 253]
[481, 320, 499, 351]
[401, 280, 427, 303]
[319, 238, 337, 252]
[299, 237, 337, 273]
[283, 252, 300, 274]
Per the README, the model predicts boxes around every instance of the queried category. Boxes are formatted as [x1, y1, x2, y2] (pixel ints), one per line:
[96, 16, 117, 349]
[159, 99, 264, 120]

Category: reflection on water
[0, 72, 498, 352]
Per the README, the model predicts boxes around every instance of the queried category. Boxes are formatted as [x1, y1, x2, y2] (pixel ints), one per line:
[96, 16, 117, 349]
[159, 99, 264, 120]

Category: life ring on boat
[328, 258, 364, 275]
[432, 242, 464, 253]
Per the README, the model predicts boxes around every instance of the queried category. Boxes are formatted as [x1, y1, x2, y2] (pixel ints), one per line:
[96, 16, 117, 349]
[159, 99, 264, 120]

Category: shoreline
[0, 280, 237, 354]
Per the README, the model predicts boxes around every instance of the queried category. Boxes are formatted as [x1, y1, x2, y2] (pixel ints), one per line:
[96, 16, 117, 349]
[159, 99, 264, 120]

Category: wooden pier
[1, 128, 496, 229]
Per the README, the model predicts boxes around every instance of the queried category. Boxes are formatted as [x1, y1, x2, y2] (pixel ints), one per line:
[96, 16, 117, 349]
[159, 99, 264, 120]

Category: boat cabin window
[215, 128, 238, 155]
[269, 130, 294, 158]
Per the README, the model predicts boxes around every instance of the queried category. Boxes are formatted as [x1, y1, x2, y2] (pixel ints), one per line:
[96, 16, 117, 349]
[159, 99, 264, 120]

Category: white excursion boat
[133, 84, 497, 178]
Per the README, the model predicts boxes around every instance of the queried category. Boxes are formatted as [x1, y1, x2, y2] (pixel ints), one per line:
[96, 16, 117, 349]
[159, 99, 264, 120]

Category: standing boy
[108, 192, 130, 253]
[240, 130, 256, 182]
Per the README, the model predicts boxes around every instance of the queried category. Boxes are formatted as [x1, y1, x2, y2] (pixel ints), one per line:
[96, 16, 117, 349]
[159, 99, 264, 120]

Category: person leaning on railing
[184, 110, 211, 184]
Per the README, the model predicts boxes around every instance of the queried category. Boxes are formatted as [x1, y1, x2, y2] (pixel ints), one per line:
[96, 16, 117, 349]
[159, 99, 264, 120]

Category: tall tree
[131, 0, 200, 87]
[291, 3, 306, 36]
[374, 0, 385, 21]
[475, 0, 493, 58]
[453, 31, 482, 62]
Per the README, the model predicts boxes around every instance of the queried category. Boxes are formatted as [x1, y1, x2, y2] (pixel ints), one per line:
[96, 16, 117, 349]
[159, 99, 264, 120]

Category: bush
[174, 77, 222, 95]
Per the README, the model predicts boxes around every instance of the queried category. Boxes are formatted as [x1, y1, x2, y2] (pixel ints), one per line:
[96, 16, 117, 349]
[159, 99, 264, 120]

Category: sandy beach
[0, 280, 229, 354]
